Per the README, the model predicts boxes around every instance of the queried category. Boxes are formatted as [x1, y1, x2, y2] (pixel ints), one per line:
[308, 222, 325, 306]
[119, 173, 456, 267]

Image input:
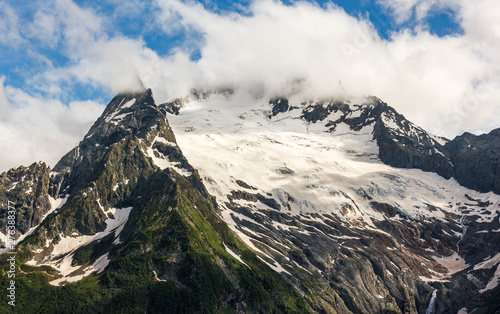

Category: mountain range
[1, 88, 499, 313]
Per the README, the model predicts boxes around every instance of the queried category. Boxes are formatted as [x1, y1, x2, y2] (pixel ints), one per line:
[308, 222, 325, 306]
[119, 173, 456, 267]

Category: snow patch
[7, 182, 18, 192]
[143, 135, 192, 176]
[153, 270, 167, 282]
[93, 253, 111, 274]
[3, 194, 70, 249]
[480, 263, 500, 293]
[433, 253, 468, 276]
[257, 256, 290, 275]
[26, 206, 132, 284]
[223, 243, 249, 267]
[474, 253, 500, 270]
[121, 98, 136, 109]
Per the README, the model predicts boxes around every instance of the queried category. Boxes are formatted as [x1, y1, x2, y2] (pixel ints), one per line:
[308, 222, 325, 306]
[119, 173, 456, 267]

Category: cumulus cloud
[1, 0, 500, 172]
[375, 0, 500, 133]
[0, 79, 104, 171]
[150, 0, 500, 138]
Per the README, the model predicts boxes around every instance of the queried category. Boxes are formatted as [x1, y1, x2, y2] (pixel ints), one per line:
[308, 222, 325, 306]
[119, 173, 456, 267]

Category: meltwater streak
[425, 288, 437, 314]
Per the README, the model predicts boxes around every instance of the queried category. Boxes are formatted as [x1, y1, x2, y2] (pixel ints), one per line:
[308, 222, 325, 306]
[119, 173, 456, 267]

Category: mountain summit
[1, 88, 499, 313]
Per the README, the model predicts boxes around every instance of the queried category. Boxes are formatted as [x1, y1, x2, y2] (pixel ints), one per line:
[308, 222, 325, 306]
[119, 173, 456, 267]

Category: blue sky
[0, 0, 499, 171]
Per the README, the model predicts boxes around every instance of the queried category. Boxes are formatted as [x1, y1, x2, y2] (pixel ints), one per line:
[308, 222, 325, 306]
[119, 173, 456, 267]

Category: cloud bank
[0, 0, 499, 171]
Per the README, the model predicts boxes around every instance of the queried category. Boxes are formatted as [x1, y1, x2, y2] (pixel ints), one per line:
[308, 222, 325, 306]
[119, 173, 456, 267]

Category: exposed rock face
[371, 108, 455, 180]
[279, 97, 456, 180]
[221, 182, 496, 313]
[301, 96, 385, 130]
[371, 105, 500, 195]
[0, 162, 51, 238]
[270, 97, 290, 116]
[445, 129, 500, 194]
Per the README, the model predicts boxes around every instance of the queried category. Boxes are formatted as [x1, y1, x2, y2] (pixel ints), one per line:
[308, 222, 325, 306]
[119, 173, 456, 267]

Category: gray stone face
[445, 129, 500, 194]
[0, 162, 51, 238]
[372, 107, 500, 195]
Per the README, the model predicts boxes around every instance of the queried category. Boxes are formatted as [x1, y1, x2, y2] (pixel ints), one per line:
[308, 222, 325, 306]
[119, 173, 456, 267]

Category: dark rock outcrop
[270, 97, 290, 116]
[0, 162, 51, 238]
[445, 128, 500, 194]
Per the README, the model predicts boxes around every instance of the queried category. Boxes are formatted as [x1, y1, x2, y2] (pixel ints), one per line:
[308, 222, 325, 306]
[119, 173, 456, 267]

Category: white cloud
[377, 0, 460, 23]
[0, 76, 11, 118]
[148, 0, 500, 138]
[56, 0, 104, 51]
[0, 3, 25, 47]
[26, 9, 60, 47]
[374, 0, 500, 135]
[1, 0, 500, 172]
[0, 81, 104, 172]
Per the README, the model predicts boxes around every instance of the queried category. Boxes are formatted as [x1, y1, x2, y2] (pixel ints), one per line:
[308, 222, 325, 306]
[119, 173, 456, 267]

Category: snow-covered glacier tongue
[163, 89, 500, 313]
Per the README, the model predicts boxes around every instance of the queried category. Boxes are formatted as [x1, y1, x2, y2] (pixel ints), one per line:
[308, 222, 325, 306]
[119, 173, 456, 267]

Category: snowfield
[166, 91, 500, 281]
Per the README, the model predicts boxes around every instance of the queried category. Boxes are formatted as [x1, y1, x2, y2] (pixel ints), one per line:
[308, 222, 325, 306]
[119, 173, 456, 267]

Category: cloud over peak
[0, 0, 499, 171]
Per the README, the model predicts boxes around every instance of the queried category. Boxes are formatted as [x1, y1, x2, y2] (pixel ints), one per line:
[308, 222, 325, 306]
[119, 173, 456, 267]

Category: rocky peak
[32, 87, 203, 240]
[161, 90, 499, 195]
[268, 95, 388, 130]
[50, 88, 179, 198]
[8, 88, 204, 257]
[2, 87, 500, 313]
[372, 104, 455, 180]
[161, 91, 500, 312]
[83, 88, 160, 144]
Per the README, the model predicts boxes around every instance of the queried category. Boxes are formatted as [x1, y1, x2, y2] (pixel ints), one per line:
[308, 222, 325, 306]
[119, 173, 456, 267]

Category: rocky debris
[275, 166, 295, 175]
[228, 190, 281, 211]
[235, 179, 257, 190]
[224, 195, 461, 313]
[370, 201, 398, 217]
[159, 97, 184, 115]
[225, 184, 500, 313]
